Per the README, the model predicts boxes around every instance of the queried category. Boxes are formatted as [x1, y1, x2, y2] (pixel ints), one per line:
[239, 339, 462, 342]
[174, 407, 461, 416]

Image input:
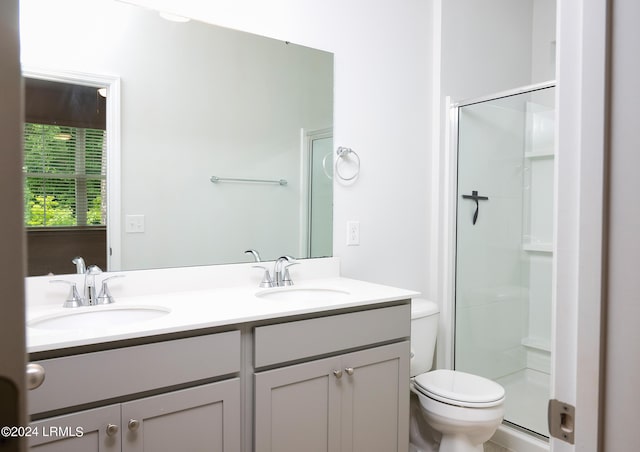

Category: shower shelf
[524, 151, 554, 159]
[522, 242, 553, 253]
[522, 337, 551, 353]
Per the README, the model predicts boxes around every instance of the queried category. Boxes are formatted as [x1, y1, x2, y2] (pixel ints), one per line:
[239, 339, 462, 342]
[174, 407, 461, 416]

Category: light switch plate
[125, 214, 145, 233]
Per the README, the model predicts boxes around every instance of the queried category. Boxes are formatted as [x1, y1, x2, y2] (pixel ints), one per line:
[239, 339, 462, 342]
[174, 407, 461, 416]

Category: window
[23, 124, 106, 227]
[23, 77, 107, 228]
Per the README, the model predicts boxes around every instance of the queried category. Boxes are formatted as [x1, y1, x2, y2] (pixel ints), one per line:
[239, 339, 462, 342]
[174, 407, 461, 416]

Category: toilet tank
[410, 298, 440, 377]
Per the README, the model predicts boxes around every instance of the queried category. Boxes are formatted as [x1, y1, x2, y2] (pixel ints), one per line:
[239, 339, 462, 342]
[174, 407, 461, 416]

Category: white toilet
[409, 299, 505, 452]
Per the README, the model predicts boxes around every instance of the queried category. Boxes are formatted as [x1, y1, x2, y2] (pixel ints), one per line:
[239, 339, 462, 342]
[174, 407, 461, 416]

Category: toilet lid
[414, 369, 505, 408]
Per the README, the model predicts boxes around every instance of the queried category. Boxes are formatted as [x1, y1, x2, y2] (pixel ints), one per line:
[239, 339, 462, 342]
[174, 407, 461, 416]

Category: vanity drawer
[254, 304, 410, 368]
[29, 330, 240, 415]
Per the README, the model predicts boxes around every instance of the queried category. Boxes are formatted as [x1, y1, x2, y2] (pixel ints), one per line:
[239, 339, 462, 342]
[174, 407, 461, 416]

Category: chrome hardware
[106, 424, 119, 436]
[245, 249, 262, 262]
[96, 275, 125, 305]
[128, 419, 140, 432]
[50, 280, 83, 308]
[51, 269, 124, 308]
[26, 363, 45, 390]
[335, 147, 361, 182]
[333, 369, 343, 379]
[274, 256, 298, 287]
[71, 256, 86, 274]
[84, 265, 103, 305]
[252, 255, 299, 288]
[345, 367, 354, 376]
[252, 265, 274, 288]
[210, 175, 287, 186]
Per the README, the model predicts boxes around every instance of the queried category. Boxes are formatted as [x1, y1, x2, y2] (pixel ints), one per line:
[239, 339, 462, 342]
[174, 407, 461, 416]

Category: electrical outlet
[125, 214, 145, 233]
[347, 221, 360, 246]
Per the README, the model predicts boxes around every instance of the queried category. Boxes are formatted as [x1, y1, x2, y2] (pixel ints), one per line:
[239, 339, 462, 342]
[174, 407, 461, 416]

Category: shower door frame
[441, 80, 557, 369]
[441, 81, 556, 444]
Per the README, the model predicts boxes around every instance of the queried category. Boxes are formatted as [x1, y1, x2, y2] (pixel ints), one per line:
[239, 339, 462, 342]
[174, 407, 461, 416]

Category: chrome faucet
[72, 256, 86, 274]
[244, 249, 262, 262]
[273, 256, 297, 287]
[247, 251, 298, 288]
[84, 265, 103, 305]
[51, 265, 124, 307]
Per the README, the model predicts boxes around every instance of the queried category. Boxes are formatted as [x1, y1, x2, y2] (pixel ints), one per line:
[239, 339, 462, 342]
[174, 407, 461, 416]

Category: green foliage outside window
[23, 123, 106, 227]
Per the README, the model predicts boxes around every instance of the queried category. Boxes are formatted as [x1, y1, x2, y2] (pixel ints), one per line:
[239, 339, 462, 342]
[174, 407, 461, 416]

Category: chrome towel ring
[334, 146, 360, 181]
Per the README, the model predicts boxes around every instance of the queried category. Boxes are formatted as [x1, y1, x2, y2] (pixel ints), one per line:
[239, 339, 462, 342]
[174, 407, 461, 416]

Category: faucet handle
[86, 265, 102, 276]
[252, 265, 274, 288]
[281, 260, 299, 286]
[50, 279, 84, 308]
[96, 275, 125, 305]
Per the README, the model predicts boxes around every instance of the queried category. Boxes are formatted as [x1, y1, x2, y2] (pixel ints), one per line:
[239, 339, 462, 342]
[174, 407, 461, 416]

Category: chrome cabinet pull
[106, 424, 119, 436]
[333, 369, 343, 379]
[128, 419, 140, 431]
[345, 367, 354, 376]
[26, 363, 45, 390]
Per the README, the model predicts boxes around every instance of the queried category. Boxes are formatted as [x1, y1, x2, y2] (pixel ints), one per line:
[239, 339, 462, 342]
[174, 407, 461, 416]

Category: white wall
[20, 0, 333, 270]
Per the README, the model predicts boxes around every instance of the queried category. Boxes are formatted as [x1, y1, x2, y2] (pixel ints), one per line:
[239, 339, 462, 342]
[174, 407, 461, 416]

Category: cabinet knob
[345, 367, 354, 376]
[128, 419, 140, 431]
[106, 424, 119, 437]
[333, 369, 343, 379]
[26, 363, 45, 390]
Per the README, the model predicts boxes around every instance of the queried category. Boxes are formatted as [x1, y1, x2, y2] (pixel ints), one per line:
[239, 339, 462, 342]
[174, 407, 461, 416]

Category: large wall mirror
[20, 0, 334, 275]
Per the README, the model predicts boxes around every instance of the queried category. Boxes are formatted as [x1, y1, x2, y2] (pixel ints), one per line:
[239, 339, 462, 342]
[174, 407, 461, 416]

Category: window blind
[23, 123, 107, 227]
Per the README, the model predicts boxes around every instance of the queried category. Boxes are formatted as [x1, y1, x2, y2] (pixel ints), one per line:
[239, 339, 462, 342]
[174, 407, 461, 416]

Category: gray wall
[0, 0, 27, 440]
[604, 0, 640, 448]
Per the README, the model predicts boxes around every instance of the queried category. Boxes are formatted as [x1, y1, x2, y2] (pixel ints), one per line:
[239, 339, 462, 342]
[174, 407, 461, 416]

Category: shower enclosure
[453, 83, 555, 438]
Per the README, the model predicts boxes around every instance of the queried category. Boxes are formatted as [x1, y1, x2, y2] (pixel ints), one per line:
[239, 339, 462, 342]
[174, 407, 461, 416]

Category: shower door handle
[461, 191, 489, 225]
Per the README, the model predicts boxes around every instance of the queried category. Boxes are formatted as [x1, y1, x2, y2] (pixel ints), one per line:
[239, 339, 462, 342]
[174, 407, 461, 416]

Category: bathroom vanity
[26, 266, 416, 452]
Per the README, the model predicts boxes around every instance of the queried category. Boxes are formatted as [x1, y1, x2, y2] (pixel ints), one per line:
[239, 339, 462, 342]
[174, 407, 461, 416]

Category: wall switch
[125, 214, 145, 233]
[347, 221, 360, 246]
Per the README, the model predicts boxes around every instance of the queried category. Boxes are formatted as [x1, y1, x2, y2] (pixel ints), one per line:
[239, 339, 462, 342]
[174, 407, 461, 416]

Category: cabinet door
[121, 379, 240, 452]
[341, 341, 410, 452]
[254, 356, 342, 452]
[29, 404, 121, 452]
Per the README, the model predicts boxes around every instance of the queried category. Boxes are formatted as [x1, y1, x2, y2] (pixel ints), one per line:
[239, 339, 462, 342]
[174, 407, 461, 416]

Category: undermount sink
[28, 305, 171, 331]
[255, 287, 351, 302]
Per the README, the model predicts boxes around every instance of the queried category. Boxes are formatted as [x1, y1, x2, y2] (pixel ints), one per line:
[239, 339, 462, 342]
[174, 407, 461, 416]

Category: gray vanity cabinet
[30, 380, 240, 451]
[254, 341, 409, 452]
[253, 305, 411, 452]
[121, 379, 240, 452]
[28, 331, 242, 451]
[29, 378, 240, 452]
[30, 405, 121, 451]
[255, 355, 342, 451]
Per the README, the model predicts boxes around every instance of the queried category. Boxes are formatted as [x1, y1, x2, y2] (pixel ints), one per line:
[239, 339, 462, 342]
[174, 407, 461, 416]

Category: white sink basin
[255, 287, 350, 302]
[28, 305, 171, 330]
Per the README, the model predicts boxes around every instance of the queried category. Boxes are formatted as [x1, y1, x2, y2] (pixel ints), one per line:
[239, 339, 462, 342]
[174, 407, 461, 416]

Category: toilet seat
[413, 369, 505, 408]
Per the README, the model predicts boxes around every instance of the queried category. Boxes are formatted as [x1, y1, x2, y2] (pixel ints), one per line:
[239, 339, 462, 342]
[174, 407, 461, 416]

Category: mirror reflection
[20, 0, 334, 275]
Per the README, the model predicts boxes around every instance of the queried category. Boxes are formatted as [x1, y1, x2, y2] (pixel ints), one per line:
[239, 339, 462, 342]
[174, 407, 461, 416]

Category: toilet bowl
[410, 299, 505, 452]
[411, 369, 505, 452]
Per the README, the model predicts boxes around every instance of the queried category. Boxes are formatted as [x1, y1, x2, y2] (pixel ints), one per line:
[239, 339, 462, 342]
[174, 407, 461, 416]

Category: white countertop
[26, 277, 418, 354]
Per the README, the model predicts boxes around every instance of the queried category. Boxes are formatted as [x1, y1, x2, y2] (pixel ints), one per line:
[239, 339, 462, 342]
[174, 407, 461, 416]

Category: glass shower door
[454, 85, 555, 437]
